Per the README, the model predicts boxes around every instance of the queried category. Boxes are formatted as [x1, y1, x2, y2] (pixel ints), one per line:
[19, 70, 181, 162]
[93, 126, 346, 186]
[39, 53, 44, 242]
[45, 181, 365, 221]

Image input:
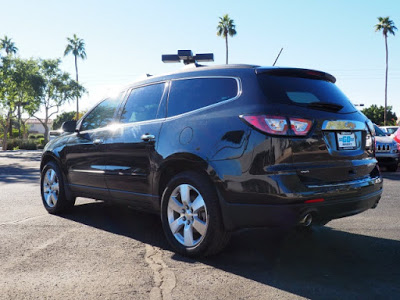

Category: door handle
[93, 138, 104, 145]
[141, 134, 155, 141]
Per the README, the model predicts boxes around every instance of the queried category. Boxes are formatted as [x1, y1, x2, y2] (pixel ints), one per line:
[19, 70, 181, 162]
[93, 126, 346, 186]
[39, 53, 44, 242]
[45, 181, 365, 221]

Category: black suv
[40, 65, 383, 256]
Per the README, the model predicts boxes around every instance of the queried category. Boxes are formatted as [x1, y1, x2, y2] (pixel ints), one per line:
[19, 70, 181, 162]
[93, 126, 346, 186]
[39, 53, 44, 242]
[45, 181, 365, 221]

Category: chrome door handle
[141, 134, 155, 141]
[93, 138, 104, 145]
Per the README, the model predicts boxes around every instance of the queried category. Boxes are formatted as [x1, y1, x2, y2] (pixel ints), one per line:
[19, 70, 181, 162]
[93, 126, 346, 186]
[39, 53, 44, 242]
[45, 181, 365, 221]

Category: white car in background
[380, 126, 399, 137]
[48, 129, 63, 141]
[374, 125, 399, 172]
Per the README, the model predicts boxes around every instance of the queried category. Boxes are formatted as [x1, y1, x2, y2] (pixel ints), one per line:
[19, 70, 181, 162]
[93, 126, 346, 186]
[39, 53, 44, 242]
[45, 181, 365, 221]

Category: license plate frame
[337, 132, 356, 150]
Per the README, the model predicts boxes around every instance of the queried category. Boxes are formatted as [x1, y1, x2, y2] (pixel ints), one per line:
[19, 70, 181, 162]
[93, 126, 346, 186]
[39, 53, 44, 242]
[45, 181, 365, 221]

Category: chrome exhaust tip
[299, 213, 313, 227]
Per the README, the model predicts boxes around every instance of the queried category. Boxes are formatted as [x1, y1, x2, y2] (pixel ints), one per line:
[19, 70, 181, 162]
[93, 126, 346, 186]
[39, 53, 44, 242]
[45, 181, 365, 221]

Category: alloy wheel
[43, 169, 59, 208]
[167, 184, 208, 247]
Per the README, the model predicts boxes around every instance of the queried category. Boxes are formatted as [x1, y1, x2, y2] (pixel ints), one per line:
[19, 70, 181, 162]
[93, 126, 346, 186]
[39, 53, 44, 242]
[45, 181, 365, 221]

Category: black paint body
[41, 65, 383, 230]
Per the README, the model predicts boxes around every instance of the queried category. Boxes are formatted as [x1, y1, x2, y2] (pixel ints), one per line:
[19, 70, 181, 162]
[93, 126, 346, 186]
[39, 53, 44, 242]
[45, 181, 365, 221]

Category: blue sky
[1, 0, 400, 118]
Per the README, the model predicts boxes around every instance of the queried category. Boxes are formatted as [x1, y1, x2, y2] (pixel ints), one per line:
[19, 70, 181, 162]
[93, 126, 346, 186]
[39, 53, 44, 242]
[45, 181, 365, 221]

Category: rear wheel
[41, 161, 75, 214]
[161, 171, 230, 257]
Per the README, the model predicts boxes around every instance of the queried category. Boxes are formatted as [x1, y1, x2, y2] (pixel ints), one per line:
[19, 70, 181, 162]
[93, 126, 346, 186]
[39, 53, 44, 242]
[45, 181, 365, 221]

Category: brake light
[241, 115, 312, 136]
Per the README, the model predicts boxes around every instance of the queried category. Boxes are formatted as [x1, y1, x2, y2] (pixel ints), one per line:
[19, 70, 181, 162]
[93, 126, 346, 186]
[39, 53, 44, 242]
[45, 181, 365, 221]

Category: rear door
[103, 82, 168, 209]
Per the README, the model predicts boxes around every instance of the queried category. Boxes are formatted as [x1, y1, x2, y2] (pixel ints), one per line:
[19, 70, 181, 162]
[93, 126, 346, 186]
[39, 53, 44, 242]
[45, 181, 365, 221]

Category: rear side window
[167, 77, 238, 117]
[80, 98, 119, 131]
[120, 83, 165, 123]
[257, 75, 357, 113]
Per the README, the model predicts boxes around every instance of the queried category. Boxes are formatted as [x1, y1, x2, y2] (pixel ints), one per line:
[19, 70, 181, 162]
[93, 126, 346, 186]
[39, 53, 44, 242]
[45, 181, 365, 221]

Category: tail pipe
[299, 213, 313, 227]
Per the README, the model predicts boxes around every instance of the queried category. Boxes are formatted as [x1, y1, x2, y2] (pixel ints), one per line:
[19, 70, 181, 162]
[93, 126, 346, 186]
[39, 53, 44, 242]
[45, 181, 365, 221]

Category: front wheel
[41, 161, 76, 214]
[161, 171, 230, 257]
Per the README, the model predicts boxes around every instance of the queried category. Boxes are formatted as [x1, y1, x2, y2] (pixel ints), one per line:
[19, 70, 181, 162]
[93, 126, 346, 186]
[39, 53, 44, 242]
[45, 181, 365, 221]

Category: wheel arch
[40, 151, 62, 171]
[40, 151, 75, 200]
[154, 153, 221, 201]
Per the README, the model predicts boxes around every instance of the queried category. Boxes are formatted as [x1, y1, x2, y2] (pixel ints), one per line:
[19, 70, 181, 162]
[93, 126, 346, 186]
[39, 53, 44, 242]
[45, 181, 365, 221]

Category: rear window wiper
[304, 102, 344, 112]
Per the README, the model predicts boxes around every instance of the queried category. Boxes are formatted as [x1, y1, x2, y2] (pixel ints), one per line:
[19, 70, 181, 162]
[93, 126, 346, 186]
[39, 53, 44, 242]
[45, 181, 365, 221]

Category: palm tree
[0, 35, 18, 55]
[375, 17, 397, 125]
[64, 34, 87, 120]
[217, 14, 237, 64]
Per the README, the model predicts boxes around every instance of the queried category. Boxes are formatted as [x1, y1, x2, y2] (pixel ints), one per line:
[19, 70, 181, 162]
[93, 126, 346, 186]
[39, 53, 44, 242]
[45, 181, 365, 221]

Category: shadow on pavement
[61, 202, 400, 299]
[0, 164, 40, 184]
[0, 151, 41, 184]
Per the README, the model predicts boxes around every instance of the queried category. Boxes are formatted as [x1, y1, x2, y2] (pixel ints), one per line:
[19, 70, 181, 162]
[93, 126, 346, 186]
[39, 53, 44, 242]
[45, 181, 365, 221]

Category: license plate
[337, 132, 356, 150]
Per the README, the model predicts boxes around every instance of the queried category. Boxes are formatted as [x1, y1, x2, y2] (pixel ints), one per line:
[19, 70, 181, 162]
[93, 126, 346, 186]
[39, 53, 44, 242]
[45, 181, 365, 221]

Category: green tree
[0, 57, 43, 150]
[0, 36, 18, 139]
[217, 14, 237, 64]
[0, 35, 18, 56]
[361, 105, 397, 125]
[12, 58, 44, 138]
[375, 17, 397, 126]
[30, 59, 86, 143]
[64, 34, 87, 120]
[53, 111, 77, 129]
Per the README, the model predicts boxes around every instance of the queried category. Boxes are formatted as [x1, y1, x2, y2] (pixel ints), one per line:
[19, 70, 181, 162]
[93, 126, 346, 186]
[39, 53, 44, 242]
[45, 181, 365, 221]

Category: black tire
[160, 171, 230, 257]
[41, 161, 76, 214]
[387, 164, 398, 172]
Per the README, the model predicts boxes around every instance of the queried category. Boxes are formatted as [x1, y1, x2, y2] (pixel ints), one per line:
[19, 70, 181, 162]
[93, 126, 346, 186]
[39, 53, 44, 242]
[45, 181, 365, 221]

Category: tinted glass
[257, 75, 357, 113]
[168, 78, 238, 117]
[374, 125, 388, 137]
[120, 83, 165, 123]
[386, 127, 398, 134]
[80, 98, 119, 131]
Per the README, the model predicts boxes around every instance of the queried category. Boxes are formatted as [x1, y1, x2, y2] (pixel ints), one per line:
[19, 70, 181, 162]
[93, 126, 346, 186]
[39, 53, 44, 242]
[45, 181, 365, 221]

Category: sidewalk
[0, 149, 43, 158]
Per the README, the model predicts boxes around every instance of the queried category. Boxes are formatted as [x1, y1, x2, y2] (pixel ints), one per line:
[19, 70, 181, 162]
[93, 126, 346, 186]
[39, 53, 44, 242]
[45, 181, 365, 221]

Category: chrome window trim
[77, 76, 242, 133]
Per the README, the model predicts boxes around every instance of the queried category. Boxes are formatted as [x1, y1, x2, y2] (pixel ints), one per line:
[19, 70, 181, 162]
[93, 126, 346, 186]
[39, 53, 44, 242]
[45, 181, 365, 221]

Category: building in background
[25, 119, 53, 134]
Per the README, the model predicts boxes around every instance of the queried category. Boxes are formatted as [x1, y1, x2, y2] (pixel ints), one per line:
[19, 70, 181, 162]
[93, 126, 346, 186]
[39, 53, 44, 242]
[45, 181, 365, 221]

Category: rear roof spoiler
[255, 68, 336, 83]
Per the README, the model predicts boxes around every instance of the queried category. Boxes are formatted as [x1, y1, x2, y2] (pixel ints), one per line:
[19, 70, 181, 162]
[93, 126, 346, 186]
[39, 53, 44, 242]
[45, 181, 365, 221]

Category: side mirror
[61, 120, 77, 133]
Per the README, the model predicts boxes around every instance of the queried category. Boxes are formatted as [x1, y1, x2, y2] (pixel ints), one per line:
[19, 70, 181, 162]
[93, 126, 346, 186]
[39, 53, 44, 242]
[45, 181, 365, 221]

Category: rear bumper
[219, 185, 382, 231]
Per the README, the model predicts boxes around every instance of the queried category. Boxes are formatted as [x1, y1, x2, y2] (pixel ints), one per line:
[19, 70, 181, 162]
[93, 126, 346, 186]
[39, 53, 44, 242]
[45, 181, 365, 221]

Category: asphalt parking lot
[0, 151, 399, 300]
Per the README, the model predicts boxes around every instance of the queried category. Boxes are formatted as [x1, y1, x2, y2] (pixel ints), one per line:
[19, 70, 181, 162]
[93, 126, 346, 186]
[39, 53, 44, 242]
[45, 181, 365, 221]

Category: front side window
[167, 77, 238, 117]
[80, 98, 119, 131]
[120, 83, 165, 123]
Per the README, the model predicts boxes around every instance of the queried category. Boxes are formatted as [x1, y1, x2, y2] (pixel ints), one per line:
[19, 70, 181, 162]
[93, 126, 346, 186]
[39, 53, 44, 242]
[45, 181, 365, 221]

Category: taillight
[241, 115, 288, 135]
[241, 115, 312, 136]
[290, 118, 313, 136]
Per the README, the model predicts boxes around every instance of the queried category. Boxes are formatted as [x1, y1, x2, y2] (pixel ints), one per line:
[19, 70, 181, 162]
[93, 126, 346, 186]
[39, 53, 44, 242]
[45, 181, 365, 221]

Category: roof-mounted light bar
[162, 50, 214, 65]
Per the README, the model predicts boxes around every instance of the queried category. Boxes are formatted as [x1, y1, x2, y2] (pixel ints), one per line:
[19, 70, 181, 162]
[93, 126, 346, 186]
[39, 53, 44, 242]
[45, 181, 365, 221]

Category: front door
[65, 97, 121, 198]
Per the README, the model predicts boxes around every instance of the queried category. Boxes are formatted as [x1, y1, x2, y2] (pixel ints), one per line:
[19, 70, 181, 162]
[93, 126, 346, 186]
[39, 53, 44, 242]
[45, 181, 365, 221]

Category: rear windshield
[385, 127, 398, 134]
[257, 75, 357, 113]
